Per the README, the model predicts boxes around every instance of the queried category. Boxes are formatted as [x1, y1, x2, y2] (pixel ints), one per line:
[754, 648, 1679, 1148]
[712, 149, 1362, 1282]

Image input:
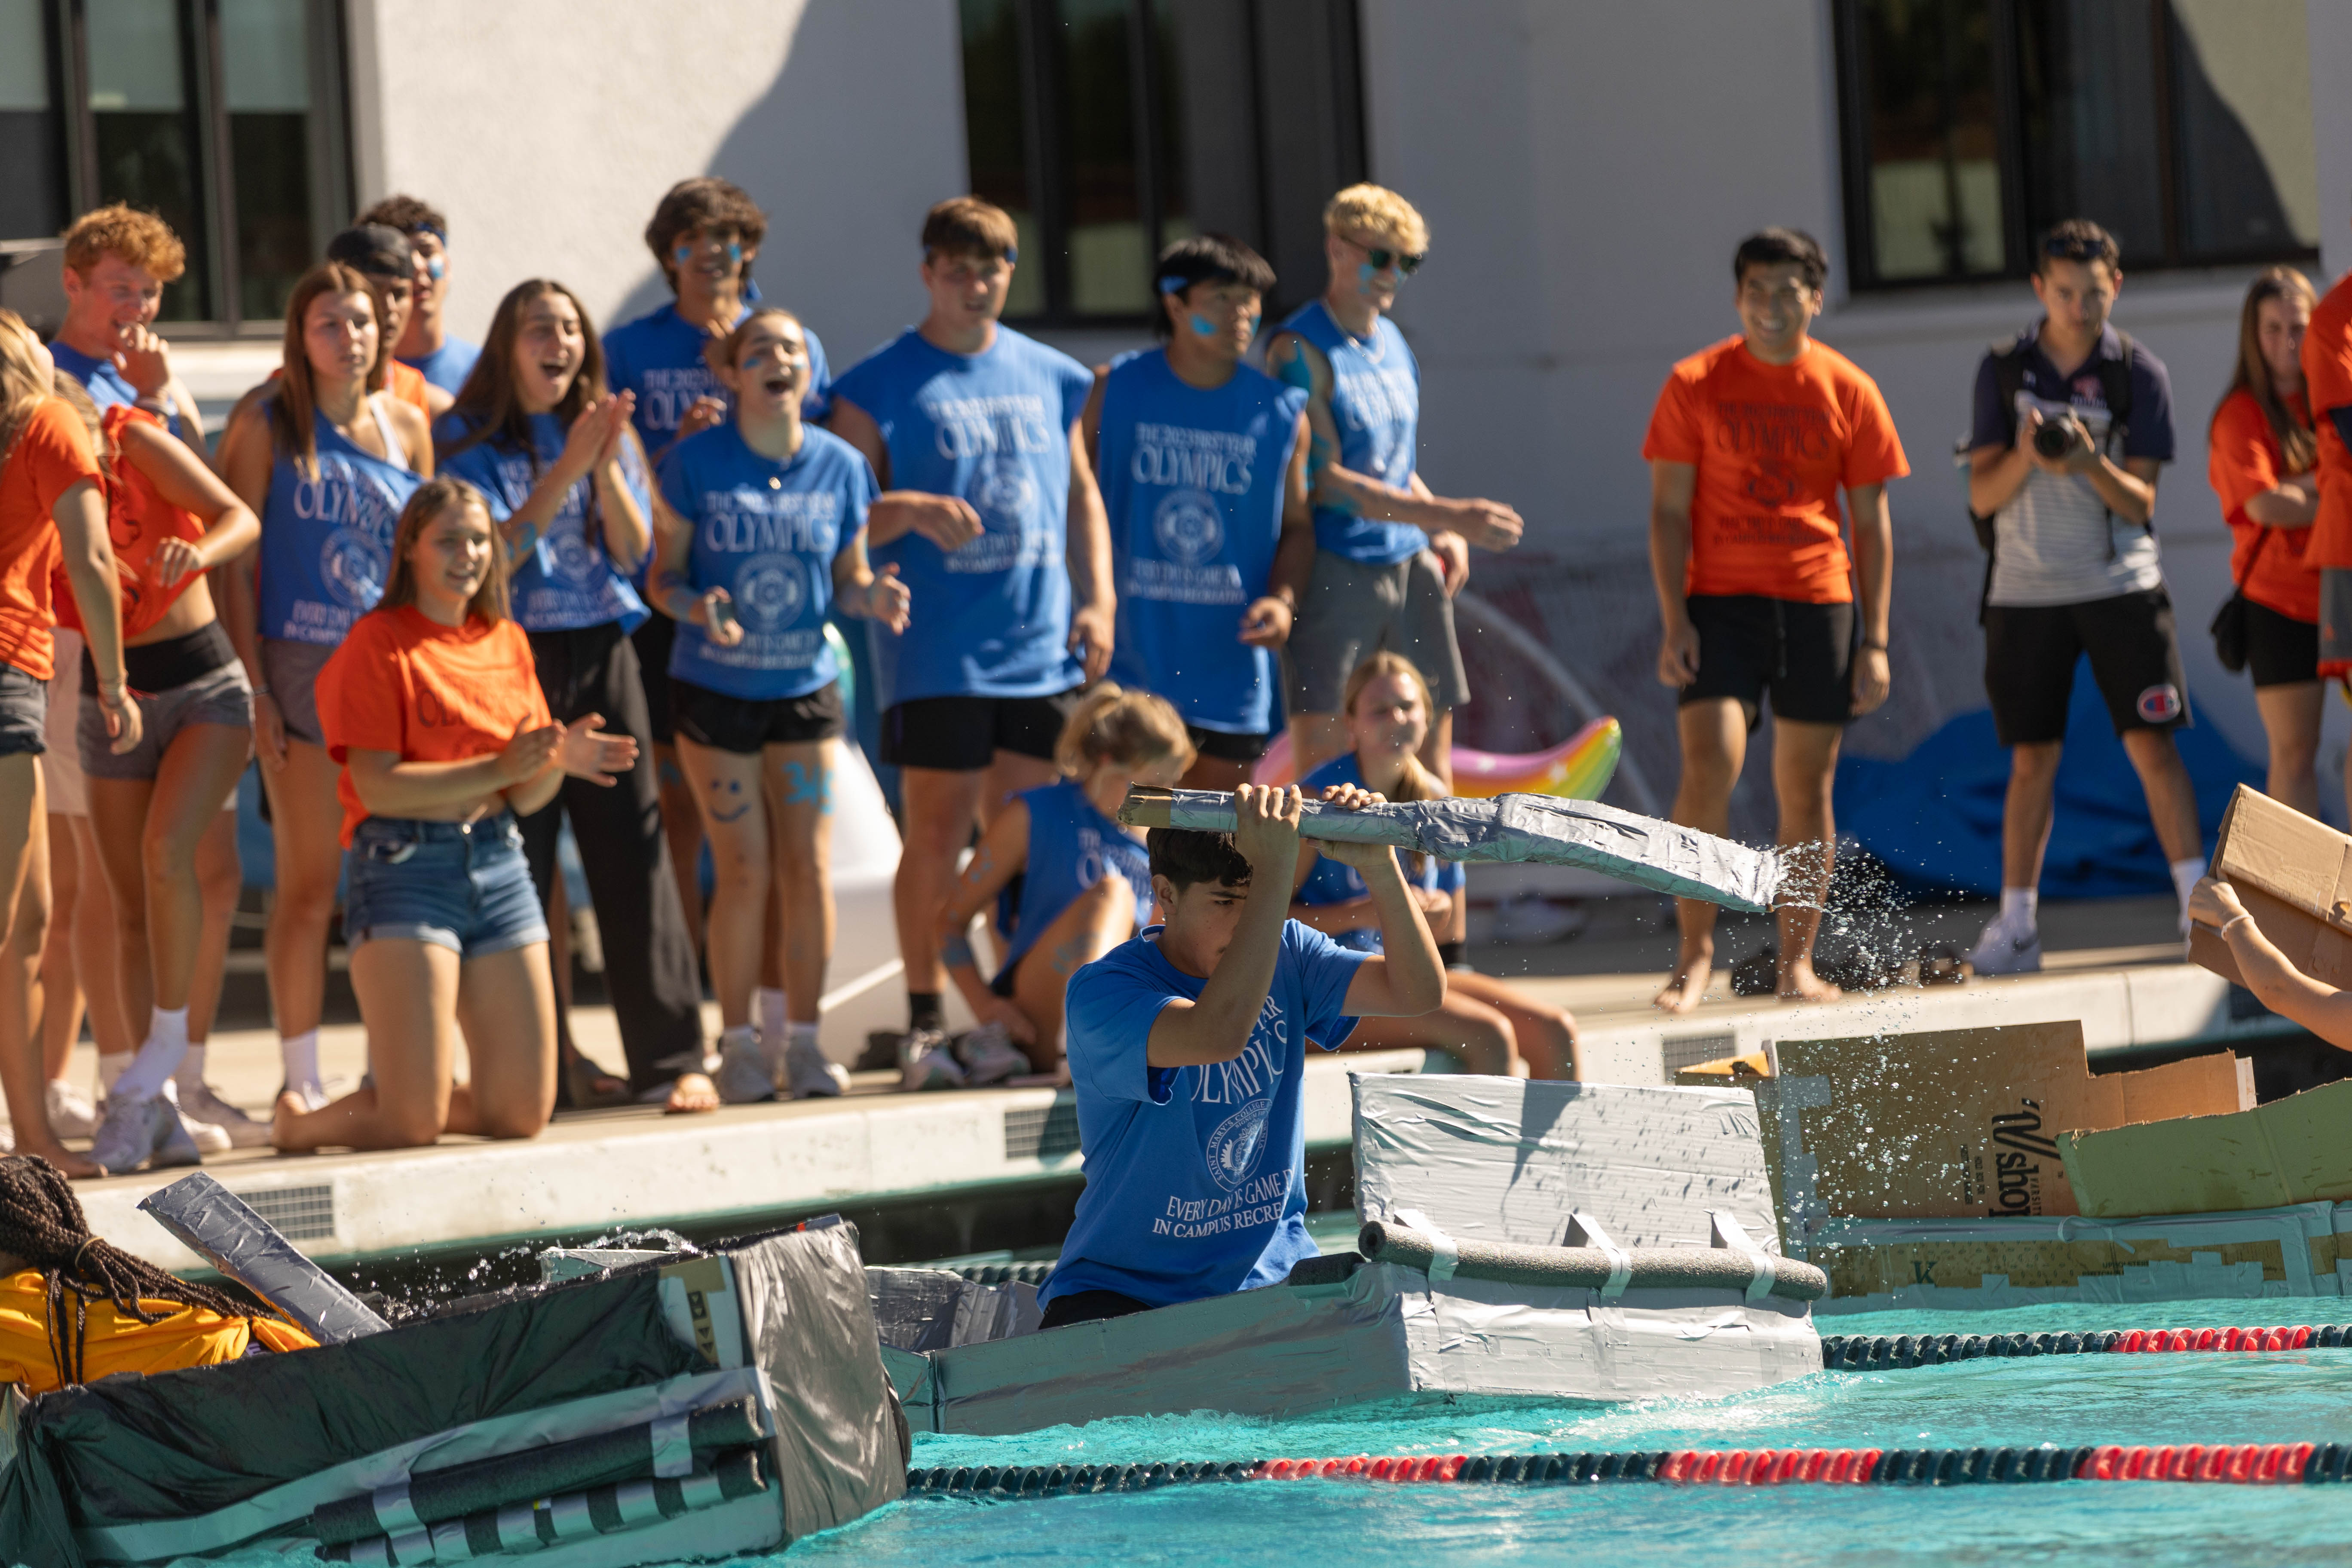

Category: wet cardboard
[1754, 1021, 2248, 1226]
[2057, 1076, 2352, 1218]
[2189, 784, 2352, 989]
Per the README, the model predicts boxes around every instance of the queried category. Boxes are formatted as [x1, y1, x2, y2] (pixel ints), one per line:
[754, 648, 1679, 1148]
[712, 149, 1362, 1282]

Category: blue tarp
[1835, 662, 2262, 899]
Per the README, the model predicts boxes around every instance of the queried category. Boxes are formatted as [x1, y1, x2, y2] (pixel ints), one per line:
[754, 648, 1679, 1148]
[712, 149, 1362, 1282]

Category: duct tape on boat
[1392, 1210, 1459, 1282]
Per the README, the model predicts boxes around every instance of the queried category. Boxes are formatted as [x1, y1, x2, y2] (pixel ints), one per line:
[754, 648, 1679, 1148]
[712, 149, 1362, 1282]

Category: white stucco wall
[343, 0, 966, 369]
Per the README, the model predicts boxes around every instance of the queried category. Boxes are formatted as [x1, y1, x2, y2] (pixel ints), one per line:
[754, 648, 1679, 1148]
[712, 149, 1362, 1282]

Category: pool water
[778, 1298, 2352, 1568]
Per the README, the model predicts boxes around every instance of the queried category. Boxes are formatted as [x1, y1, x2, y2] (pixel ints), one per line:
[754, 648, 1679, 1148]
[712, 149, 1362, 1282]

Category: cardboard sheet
[1756, 1022, 2248, 1229]
[2058, 1076, 2352, 1217]
[2190, 784, 2352, 989]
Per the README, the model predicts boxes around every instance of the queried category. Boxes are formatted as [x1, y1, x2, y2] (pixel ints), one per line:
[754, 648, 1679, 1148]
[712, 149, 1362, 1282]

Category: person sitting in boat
[1038, 781, 1446, 1328]
[0, 1155, 313, 1392]
[934, 684, 1193, 1088]
[1290, 652, 1581, 1078]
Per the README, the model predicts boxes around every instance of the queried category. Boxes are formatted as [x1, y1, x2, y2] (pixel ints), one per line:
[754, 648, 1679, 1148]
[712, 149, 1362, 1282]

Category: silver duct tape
[612, 1478, 665, 1526]
[495, 1501, 538, 1552]
[1362, 1221, 1829, 1302]
[386, 1527, 431, 1565]
[1120, 788, 1780, 912]
[368, 1480, 419, 1536]
[548, 1492, 597, 1541]
[429, 1519, 475, 1562]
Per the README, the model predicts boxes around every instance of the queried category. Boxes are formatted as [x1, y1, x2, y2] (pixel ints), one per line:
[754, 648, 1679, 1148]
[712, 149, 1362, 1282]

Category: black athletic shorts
[881, 688, 1084, 772]
[672, 678, 845, 754]
[2245, 599, 2320, 690]
[631, 613, 679, 744]
[1982, 588, 2188, 746]
[1185, 725, 1270, 765]
[1037, 1288, 1151, 1330]
[1678, 594, 1855, 728]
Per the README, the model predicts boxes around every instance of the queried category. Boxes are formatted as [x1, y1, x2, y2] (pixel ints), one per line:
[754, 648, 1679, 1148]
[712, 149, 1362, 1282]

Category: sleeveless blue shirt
[830, 325, 1093, 707]
[257, 398, 423, 645]
[1293, 754, 1464, 952]
[435, 412, 650, 635]
[655, 421, 876, 701]
[1001, 780, 1152, 972]
[1098, 350, 1305, 736]
[1279, 301, 1423, 565]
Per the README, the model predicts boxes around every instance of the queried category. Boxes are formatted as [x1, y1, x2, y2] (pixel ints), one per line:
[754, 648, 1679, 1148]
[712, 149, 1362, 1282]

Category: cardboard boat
[870, 1075, 1826, 1435]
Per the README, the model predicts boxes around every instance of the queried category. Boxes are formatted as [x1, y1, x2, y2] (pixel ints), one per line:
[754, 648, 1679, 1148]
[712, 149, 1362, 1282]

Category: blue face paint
[1188, 312, 1218, 337]
[1358, 261, 1381, 288]
[425, 256, 446, 281]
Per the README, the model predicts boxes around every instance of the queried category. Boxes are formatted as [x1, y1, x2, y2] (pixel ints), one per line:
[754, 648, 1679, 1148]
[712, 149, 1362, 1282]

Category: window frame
[43, 0, 352, 334]
[1831, 0, 2321, 292]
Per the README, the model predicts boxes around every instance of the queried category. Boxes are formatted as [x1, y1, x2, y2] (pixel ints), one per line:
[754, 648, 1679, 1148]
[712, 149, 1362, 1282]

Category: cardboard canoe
[2058, 1076, 2352, 1217]
[2190, 783, 2352, 989]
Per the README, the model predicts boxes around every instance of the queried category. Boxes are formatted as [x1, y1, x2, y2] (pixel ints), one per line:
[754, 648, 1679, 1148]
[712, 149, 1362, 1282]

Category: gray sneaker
[1966, 918, 2042, 977]
[783, 1035, 849, 1099]
[91, 1094, 202, 1176]
[899, 1027, 967, 1091]
[174, 1081, 272, 1149]
[43, 1079, 95, 1140]
[956, 1022, 1030, 1087]
[714, 1028, 775, 1104]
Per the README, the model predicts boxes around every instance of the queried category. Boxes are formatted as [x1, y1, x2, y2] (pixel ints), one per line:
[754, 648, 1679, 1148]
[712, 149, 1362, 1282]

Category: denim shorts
[342, 813, 550, 959]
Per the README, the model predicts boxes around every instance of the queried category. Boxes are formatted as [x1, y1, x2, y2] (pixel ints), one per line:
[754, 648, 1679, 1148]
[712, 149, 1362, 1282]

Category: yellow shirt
[0, 1268, 317, 1394]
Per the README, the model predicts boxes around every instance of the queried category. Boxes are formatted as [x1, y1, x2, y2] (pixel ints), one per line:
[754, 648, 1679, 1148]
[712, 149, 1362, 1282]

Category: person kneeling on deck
[0, 1155, 313, 1393]
[1037, 783, 1445, 1329]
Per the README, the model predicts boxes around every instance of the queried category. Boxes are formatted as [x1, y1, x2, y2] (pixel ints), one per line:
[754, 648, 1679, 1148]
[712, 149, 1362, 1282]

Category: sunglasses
[1346, 236, 1426, 276]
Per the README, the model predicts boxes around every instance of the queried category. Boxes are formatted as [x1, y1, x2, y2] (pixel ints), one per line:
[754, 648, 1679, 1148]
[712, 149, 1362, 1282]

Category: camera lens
[2032, 421, 2074, 459]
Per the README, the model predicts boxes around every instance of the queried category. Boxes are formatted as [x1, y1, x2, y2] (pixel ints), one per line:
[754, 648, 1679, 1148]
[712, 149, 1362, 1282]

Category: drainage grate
[1660, 1032, 1739, 1075]
[1003, 1101, 1081, 1162]
[234, 1183, 337, 1242]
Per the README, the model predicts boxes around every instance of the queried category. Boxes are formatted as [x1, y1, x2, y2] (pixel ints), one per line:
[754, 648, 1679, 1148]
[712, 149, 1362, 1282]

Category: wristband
[1859, 638, 1889, 652]
[2219, 913, 2253, 940]
[251, 683, 272, 697]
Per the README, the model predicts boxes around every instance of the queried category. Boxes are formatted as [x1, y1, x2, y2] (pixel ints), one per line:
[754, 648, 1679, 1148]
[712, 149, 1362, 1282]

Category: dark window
[1834, 0, 2319, 288]
[959, 0, 1364, 325]
[0, 0, 349, 328]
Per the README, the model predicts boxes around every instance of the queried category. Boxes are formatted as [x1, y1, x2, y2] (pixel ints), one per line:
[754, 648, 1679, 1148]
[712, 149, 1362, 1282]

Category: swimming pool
[785, 1297, 2352, 1568]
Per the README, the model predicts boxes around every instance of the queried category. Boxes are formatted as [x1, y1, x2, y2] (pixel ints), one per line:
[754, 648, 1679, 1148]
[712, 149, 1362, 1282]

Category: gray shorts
[0, 665, 46, 760]
[80, 659, 252, 781]
[1283, 547, 1470, 717]
[261, 637, 336, 745]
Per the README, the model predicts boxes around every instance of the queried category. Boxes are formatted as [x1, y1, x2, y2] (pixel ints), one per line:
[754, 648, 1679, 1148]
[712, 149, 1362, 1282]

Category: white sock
[110, 1007, 190, 1102]
[2170, 856, 2206, 912]
[281, 1029, 321, 1094]
[175, 1044, 207, 1091]
[1998, 887, 2038, 928]
[757, 988, 788, 1050]
[721, 1023, 758, 1053]
[98, 1051, 133, 1096]
[785, 1020, 820, 1056]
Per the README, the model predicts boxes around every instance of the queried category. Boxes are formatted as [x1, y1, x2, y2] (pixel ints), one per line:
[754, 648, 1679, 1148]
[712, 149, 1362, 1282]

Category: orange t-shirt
[0, 1268, 315, 1395]
[2301, 270, 2352, 569]
[2210, 386, 2319, 624]
[387, 359, 432, 418]
[0, 399, 97, 680]
[314, 604, 552, 845]
[53, 404, 208, 639]
[1642, 337, 1910, 604]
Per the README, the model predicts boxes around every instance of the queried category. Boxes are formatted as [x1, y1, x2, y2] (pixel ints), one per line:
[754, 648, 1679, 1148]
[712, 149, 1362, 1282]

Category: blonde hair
[1054, 684, 1193, 778]
[0, 311, 49, 470]
[1342, 652, 1445, 805]
[374, 477, 510, 625]
[62, 203, 186, 282]
[1323, 184, 1428, 254]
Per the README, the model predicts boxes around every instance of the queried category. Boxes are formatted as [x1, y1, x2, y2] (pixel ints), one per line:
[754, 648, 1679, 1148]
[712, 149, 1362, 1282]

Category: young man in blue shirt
[49, 204, 205, 451]
[360, 193, 481, 396]
[1040, 781, 1445, 1327]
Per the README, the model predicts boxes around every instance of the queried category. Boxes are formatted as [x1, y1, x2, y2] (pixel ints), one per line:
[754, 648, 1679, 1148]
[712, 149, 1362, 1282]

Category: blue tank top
[435, 412, 650, 635]
[1292, 754, 1464, 953]
[1001, 780, 1152, 972]
[830, 326, 1093, 707]
[1098, 350, 1305, 736]
[656, 421, 876, 701]
[1279, 301, 1423, 565]
[603, 295, 832, 456]
[257, 396, 422, 645]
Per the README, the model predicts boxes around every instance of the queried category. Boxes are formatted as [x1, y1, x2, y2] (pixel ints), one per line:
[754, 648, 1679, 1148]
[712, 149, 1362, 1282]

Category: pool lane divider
[1821, 1324, 2350, 1369]
[904, 1442, 2352, 1498]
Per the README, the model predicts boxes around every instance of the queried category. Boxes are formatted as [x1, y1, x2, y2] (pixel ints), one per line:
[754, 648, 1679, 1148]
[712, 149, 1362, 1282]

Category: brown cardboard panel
[1817, 1233, 2310, 1298]
[2059, 1075, 2352, 1218]
[1756, 1022, 2245, 1222]
[2197, 786, 2352, 990]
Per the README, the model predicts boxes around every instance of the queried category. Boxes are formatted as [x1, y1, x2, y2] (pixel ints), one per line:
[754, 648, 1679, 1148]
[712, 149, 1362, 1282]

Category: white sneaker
[43, 1080, 95, 1140]
[956, 1022, 1029, 1087]
[783, 1035, 849, 1099]
[899, 1028, 967, 1092]
[91, 1093, 202, 1176]
[1967, 918, 2042, 977]
[174, 1081, 272, 1148]
[713, 1028, 775, 1104]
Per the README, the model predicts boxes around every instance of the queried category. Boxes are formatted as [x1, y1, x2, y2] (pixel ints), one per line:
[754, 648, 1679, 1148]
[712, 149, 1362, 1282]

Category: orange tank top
[53, 404, 209, 640]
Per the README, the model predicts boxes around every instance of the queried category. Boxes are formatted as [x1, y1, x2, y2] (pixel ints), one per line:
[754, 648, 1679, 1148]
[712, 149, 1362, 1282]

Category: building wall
[343, 0, 967, 369]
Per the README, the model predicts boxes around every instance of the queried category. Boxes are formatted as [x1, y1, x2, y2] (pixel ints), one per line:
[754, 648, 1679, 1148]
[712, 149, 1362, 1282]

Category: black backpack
[1962, 330, 2135, 614]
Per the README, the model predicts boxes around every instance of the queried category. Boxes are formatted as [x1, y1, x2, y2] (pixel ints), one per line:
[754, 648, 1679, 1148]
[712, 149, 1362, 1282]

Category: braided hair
[0, 1156, 256, 1387]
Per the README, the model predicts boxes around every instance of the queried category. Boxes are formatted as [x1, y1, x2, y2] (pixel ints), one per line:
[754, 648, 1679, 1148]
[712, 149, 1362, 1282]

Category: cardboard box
[2190, 784, 2352, 989]
[1755, 1022, 2250, 1227]
[2058, 1075, 2352, 1218]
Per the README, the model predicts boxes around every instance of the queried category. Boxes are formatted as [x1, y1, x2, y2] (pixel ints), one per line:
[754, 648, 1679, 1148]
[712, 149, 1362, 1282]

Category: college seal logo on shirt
[1152, 488, 1225, 566]
[1205, 1097, 1272, 1193]
[731, 554, 806, 631]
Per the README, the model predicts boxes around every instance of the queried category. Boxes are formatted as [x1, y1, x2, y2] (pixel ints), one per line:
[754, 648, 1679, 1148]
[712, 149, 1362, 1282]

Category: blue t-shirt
[1001, 780, 1152, 973]
[435, 412, 649, 635]
[831, 326, 1093, 706]
[1293, 755, 1464, 952]
[1279, 300, 1423, 565]
[401, 337, 481, 395]
[1044, 919, 1367, 1310]
[1098, 350, 1305, 736]
[47, 339, 186, 444]
[655, 421, 875, 701]
[604, 298, 832, 457]
[257, 398, 423, 645]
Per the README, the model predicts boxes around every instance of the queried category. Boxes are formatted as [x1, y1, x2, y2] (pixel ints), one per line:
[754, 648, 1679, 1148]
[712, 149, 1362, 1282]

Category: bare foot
[1652, 952, 1714, 1014]
[18, 1142, 101, 1179]
[665, 1072, 720, 1115]
[1777, 956, 1843, 1004]
[270, 1090, 309, 1151]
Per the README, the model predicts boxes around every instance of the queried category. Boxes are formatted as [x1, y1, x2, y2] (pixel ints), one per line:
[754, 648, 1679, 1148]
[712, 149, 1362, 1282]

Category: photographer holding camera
[1961, 220, 2195, 975]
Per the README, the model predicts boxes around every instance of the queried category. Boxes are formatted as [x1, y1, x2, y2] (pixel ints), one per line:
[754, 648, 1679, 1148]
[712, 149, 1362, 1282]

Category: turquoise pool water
[781, 1298, 2352, 1568]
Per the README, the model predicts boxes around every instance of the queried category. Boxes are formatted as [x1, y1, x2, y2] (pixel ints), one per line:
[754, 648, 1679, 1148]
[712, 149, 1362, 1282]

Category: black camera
[2031, 413, 2082, 459]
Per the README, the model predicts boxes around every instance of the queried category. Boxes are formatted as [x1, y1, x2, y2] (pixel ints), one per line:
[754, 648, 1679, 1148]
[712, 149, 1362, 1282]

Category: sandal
[559, 1047, 633, 1111]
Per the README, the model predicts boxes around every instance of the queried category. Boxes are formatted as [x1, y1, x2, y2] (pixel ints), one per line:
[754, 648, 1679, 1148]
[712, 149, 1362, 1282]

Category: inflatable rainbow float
[1251, 716, 1622, 801]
